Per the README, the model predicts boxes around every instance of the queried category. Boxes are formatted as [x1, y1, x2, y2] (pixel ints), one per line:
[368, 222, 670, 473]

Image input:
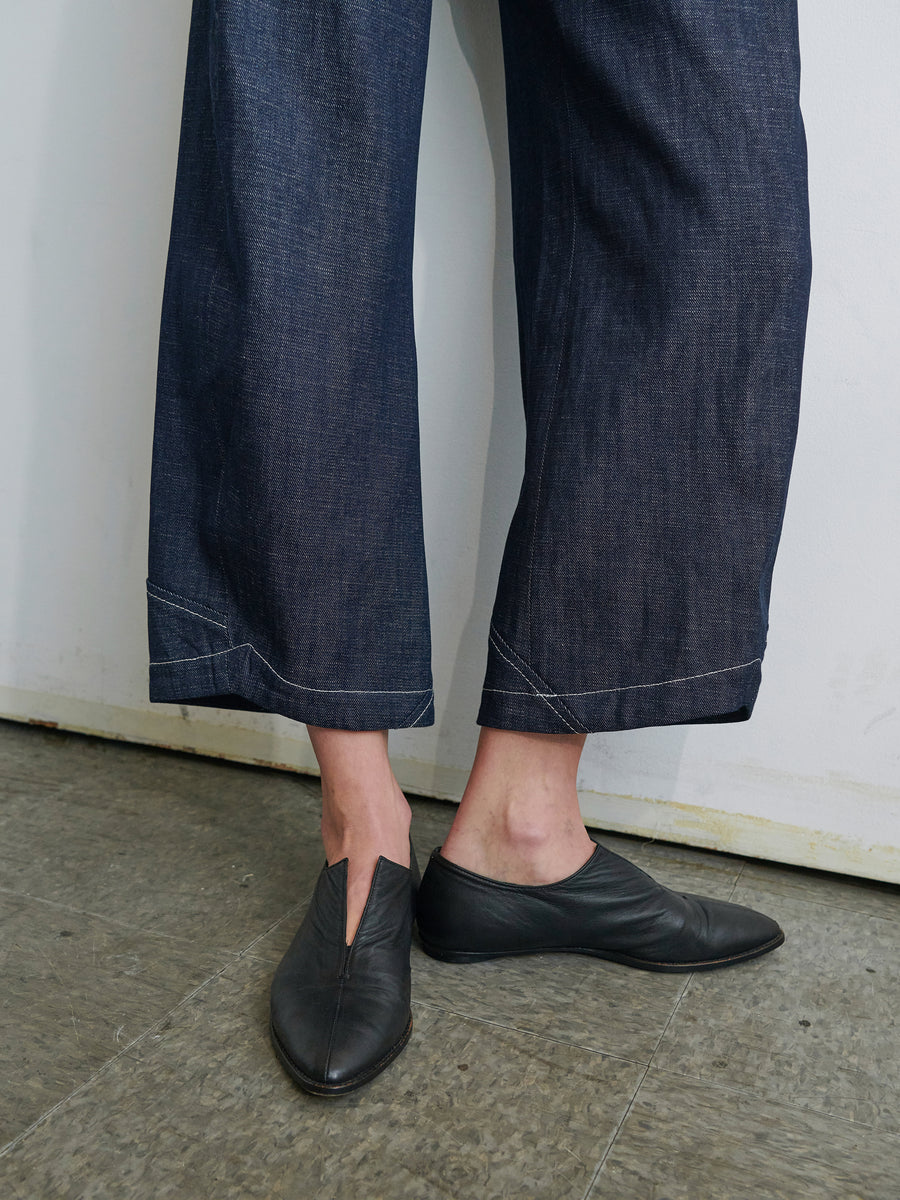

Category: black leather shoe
[416, 840, 783, 973]
[269, 847, 418, 1096]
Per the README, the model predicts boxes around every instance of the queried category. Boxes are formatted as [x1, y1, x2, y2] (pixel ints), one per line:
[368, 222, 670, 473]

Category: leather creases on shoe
[415, 839, 784, 973]
[269, 847, 417, 1096]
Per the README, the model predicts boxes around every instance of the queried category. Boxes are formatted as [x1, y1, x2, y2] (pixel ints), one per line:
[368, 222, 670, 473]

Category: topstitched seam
[150, 642, 433, 697]
[489, 623, 587, 731]
[147, 591, 228, 629]
[487, 628, 582, 733]
[482, 656, 763, 699]
[146, 581, 227, 620]
[401, 690, 435, 728]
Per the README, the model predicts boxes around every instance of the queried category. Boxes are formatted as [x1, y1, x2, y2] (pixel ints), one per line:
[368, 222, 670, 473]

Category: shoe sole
[418, 929, 785, 973]
[269, 1014, 413, 1097]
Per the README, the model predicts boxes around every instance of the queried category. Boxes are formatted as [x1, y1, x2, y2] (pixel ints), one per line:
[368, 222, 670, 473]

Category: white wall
[2, 1, 898, 882]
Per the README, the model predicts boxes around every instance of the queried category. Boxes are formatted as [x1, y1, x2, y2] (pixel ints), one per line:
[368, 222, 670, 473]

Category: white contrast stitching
[488, 624, 586, 731]
[147, 592, 228, 629]
[146, 581, 226, 620]
[483, 657, 763, 699]
[150, 648, 241, 666]
[487, 629, 580, 733]
[150, 643, 433, 697]
[403, 691, 434, 727]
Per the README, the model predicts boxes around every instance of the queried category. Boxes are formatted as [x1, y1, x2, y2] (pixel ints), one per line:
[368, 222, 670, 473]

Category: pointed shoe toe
[673, 893, 784, 970]
[270, 850, 416, 1097]
[416, 840, 784, 973]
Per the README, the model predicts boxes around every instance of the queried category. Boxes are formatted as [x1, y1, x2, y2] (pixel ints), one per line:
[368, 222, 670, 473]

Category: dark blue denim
[148, 0, 812, 734]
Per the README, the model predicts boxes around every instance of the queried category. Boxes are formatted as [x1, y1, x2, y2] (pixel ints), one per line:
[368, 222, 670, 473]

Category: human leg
[420, 726, 783, 969]
[148, 0, 436, 1095]
[309, 725, 411, 946]
[476, 0, 812, 734]
[419, 0, 810, 964]
[147, 0, 435, 732]
[439, 727, 593, 884]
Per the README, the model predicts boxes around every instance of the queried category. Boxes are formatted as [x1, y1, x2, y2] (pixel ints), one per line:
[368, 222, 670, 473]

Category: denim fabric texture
[148, 0, 812, 734]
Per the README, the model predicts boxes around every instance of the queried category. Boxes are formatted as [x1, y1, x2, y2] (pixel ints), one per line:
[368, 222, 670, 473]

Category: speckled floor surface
[0, 719, 897, 1199]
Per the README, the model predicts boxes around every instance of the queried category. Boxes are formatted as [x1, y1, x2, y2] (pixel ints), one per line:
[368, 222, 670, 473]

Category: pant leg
[479, 0, 813, 733]
[147, 0, 435, 730]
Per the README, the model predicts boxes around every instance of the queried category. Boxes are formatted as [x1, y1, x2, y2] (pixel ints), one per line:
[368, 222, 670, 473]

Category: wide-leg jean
[147, 0, 812, 734]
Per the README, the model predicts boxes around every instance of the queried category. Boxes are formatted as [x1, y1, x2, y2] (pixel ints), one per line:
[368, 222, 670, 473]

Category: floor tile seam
[728, 858, 748, 901]
[580, 1062, 651, 1200]
[230, 894, 311, 959]
[630, 847, 900, 917]
[409, 998, 649, 1068]
[732, 859, 900, 920]
[645, 971, 694, 1063]
[0, 884, 316, 956]
[0, 885, 191, 942]
[583, 974, 707, 1200]
[0, 775, 75, 792]
[734, 890, 900, 924]
[642, 1063, 900, 1138]
[582, 970, 697, 1196]
[0, 954, 239, 1162]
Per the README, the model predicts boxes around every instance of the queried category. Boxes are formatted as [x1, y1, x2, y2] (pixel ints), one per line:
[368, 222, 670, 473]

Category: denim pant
[148, 0, 812, 734]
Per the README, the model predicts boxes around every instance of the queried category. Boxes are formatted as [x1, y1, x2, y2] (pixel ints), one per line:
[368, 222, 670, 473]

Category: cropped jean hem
[476, 660, 760, 735]
[148, 0, 811, 741]
[147, 580, 435, 731]
[148, 580, 759, 735]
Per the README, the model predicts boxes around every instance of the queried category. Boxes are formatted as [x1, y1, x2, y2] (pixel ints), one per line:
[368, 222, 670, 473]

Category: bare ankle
[320, 787, 411, 863]
[442, 761, 593, 885]
[307, 723, 410, 857]
[318, 791, 411, 946]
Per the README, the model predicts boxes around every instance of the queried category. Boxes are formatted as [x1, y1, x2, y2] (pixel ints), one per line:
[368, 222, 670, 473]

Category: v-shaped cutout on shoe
[330, 842, 418, 952]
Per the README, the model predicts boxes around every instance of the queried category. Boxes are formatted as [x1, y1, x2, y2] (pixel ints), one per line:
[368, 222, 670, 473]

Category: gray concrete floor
[0, 719, 897, 1199]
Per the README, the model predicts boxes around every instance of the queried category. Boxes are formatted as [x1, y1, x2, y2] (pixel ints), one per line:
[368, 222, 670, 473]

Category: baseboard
[1, 686, 896, 884]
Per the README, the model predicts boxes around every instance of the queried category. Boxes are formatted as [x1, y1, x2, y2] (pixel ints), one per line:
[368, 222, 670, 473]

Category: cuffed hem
[476, 623, 761, 734]
[149, 646, 434, 730]
[147, 581, 434, 731]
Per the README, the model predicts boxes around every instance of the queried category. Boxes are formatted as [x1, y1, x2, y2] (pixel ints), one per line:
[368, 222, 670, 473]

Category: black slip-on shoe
[415, 840, 783, 973]
[269, 846, 418, 1096]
